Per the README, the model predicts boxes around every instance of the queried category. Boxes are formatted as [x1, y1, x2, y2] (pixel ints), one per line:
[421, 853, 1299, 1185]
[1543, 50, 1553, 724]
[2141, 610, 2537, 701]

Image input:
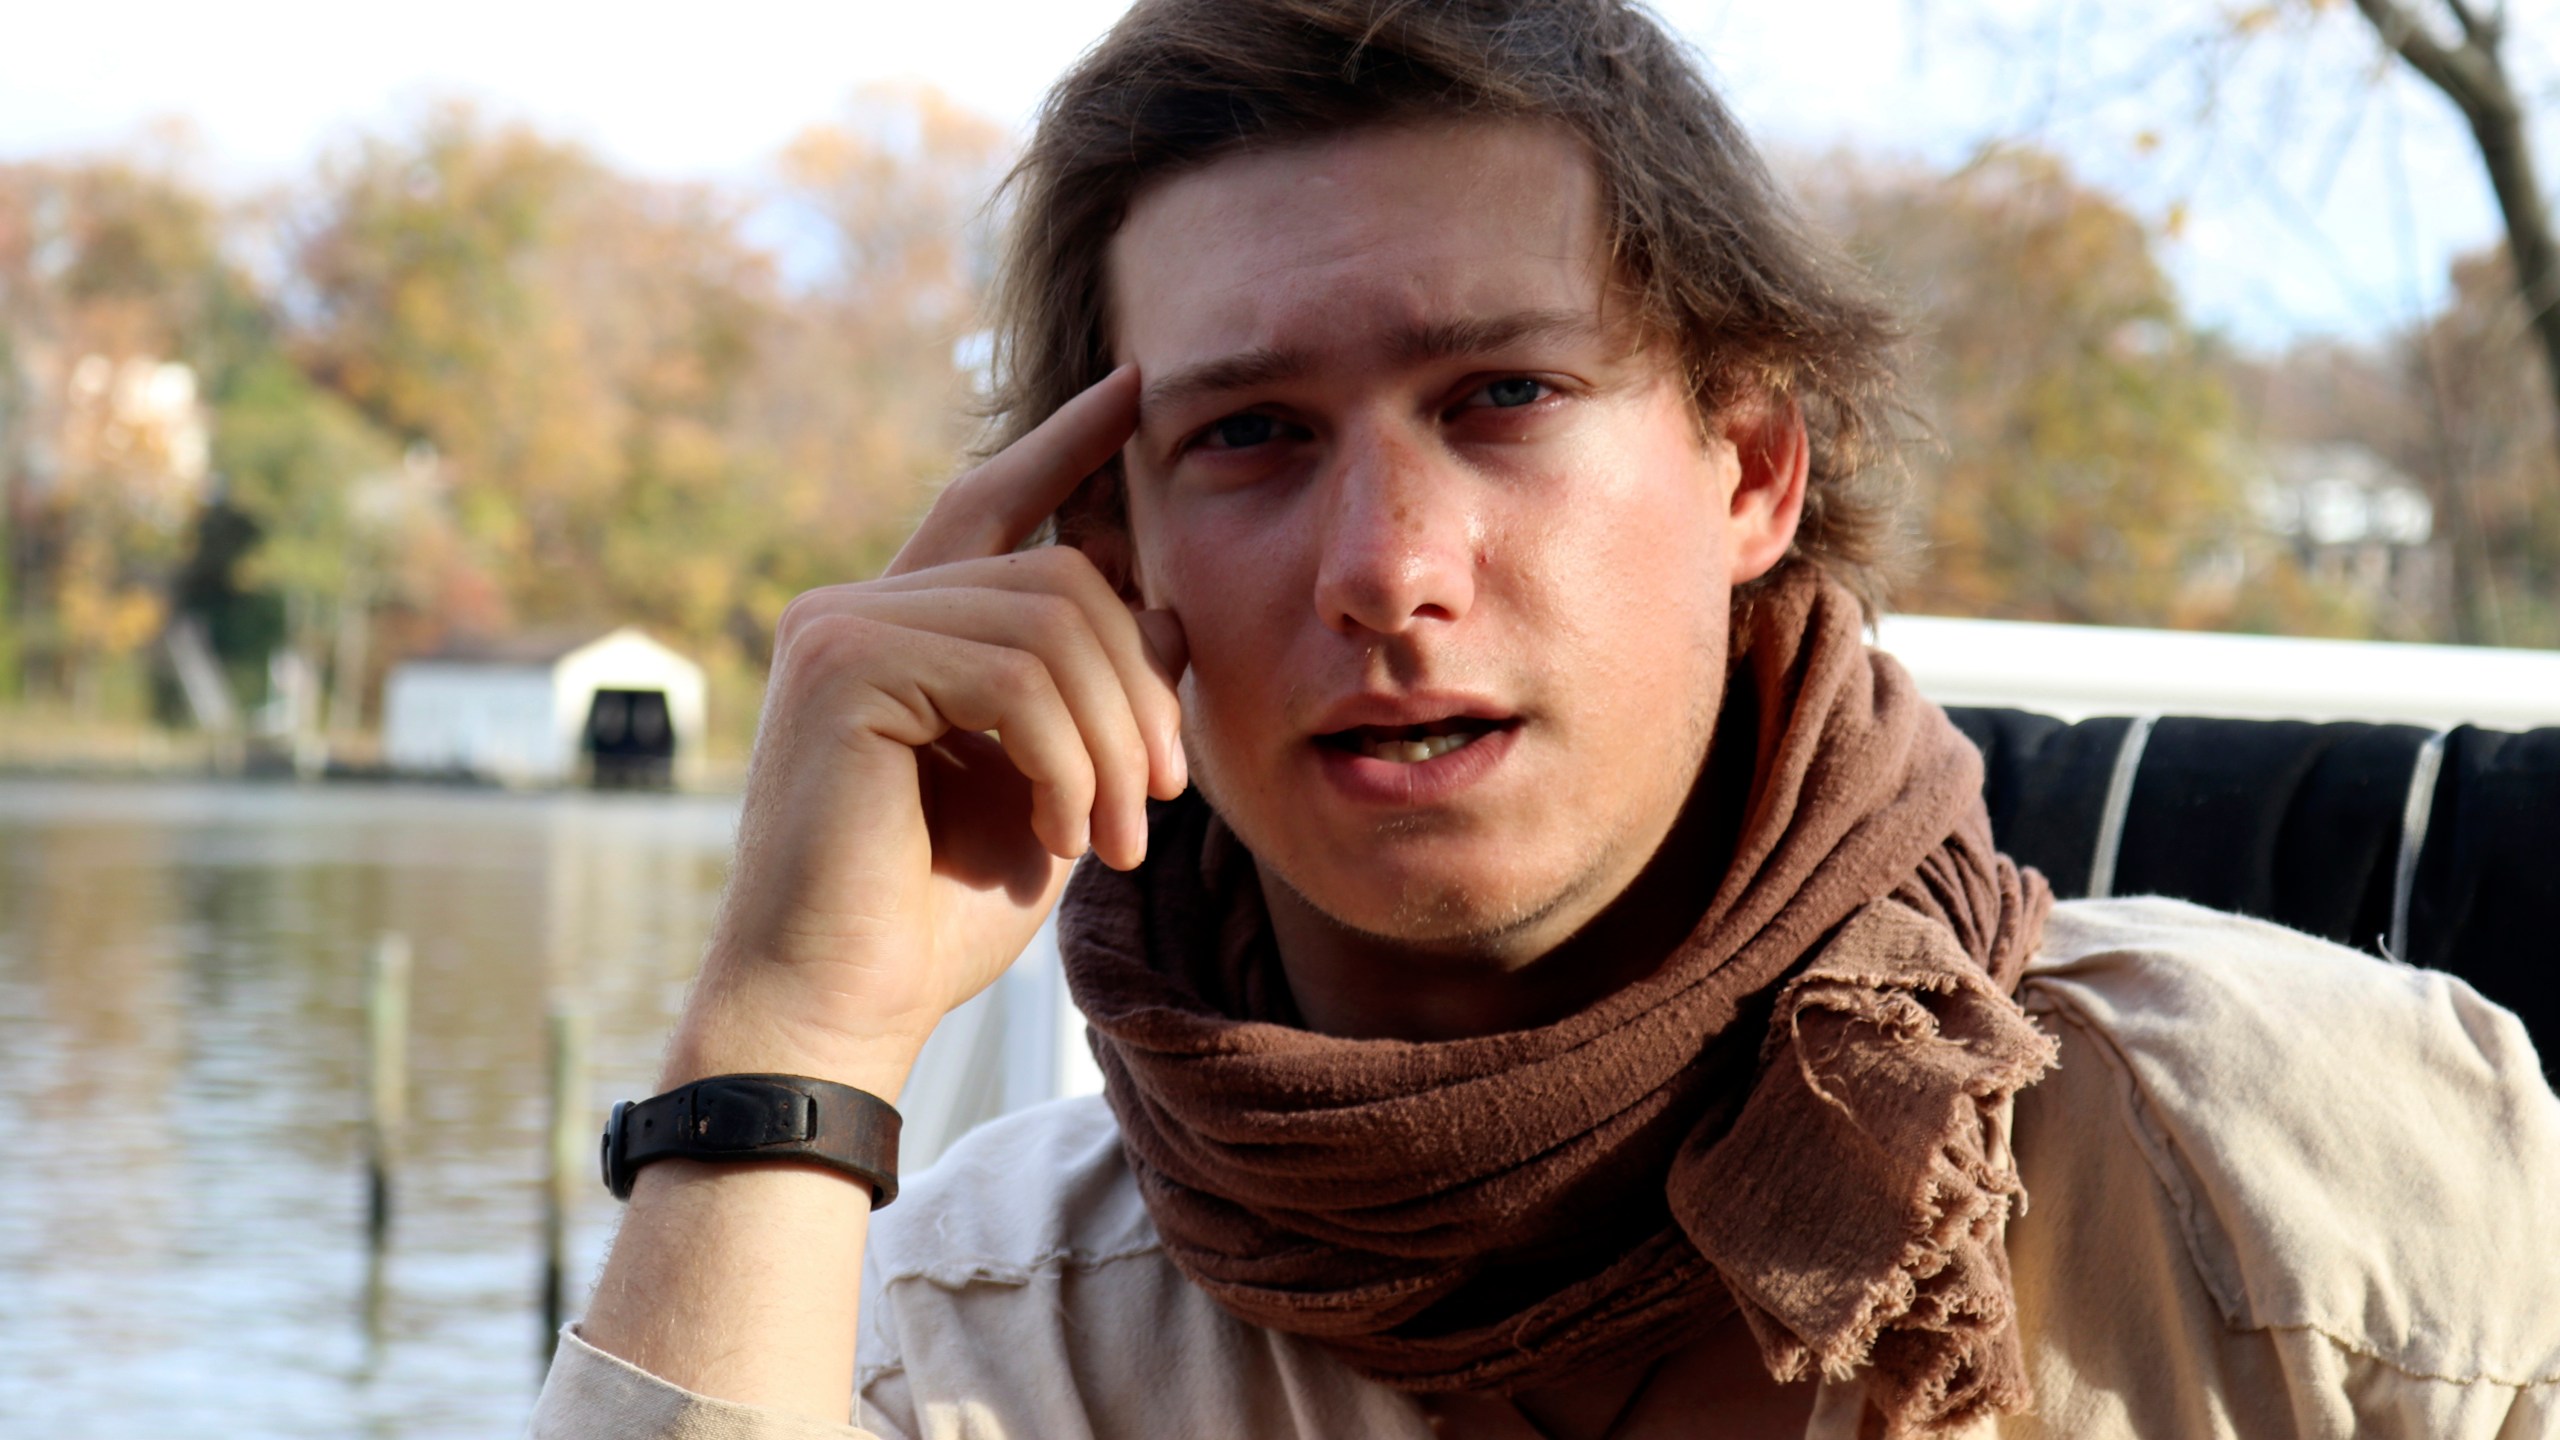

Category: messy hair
[983, 0, 1909, 613]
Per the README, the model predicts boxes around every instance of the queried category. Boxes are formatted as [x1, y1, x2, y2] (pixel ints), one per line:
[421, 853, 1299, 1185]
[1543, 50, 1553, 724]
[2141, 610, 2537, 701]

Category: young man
[535, 2, 2560, 1436]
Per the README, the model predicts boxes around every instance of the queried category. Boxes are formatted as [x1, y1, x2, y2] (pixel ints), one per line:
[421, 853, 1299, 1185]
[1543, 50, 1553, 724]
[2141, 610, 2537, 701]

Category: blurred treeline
[0, 88, 2548, 756]
[0, 88, 1001, 751]
[1812, 149, 2553, 646]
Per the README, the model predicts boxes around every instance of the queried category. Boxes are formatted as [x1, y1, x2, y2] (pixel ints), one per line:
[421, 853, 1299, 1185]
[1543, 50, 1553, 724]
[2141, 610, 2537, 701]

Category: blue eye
[1208, 413, 1279, 449]
[1481, 378, 1544, 408]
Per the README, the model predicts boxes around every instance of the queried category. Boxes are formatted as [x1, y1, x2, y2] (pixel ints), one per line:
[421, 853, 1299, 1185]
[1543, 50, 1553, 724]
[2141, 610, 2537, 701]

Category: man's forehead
[1106, 120, 1614, 388]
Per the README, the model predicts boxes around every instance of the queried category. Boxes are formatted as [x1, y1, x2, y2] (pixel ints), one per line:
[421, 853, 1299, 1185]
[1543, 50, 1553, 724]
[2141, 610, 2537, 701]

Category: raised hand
[671, 364, 1184, 1094]
[574, 369, 1177, 1421]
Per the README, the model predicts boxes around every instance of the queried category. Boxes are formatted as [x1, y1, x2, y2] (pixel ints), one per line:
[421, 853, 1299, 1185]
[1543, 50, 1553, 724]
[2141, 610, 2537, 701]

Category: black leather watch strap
[602, 1073, 901, 1206]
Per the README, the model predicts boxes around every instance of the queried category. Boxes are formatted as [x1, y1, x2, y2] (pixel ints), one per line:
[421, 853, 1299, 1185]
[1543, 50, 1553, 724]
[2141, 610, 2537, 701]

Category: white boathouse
[381, 627, 706, 787]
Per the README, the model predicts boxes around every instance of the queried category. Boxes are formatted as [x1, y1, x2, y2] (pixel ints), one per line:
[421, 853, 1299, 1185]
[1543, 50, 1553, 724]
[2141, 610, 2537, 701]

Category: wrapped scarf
[1058, 569, 2058, 1436]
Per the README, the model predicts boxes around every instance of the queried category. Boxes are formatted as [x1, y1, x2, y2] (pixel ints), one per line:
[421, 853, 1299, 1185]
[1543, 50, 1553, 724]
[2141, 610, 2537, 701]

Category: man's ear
[1720, 392, 1809, 585]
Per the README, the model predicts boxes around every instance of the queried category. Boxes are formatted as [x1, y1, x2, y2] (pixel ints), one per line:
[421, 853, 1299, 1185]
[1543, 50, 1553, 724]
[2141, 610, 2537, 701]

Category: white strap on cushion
[2086, 714, 2156, 901]
[2388, 729, 2451, 962]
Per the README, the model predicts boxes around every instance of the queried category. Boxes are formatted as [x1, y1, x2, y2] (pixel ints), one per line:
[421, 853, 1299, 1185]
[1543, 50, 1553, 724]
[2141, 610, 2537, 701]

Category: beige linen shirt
[531, 898, 2560, 1438]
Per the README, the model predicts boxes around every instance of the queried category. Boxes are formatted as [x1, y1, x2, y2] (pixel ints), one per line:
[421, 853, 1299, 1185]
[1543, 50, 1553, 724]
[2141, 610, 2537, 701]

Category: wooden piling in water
[364, 932, 412, 1249]
[541, 1001, 590, 1361]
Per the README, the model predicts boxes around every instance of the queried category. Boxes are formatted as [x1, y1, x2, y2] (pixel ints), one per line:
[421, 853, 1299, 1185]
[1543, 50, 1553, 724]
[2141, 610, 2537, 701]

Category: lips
[1315, 716, 1511, 764]
[1306, 696, 1522, 805]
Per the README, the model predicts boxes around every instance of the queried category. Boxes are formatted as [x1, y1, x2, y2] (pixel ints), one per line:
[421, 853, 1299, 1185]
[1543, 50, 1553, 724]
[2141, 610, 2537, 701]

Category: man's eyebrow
[1141, 346, 1312, 422]
[1390, 308, 1603, 364]
[1137, 308, 1607, 422]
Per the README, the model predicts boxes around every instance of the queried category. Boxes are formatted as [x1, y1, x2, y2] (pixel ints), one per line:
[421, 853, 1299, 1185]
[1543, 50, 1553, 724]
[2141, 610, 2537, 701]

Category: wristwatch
[600, 1073, 902, 1206]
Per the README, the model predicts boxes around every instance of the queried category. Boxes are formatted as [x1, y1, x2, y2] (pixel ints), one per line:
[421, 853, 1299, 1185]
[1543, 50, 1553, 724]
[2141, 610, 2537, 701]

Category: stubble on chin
[1253, 815, 1636, 960]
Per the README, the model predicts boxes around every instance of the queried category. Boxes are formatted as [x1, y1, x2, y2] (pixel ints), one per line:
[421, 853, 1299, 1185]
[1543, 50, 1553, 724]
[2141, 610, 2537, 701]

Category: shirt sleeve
[2015, 899, 2560, 1439]
[526, 1327, 900, 1440]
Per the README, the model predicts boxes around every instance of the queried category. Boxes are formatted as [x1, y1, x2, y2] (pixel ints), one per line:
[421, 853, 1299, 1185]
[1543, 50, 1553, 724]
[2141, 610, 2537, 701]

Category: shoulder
[2014, 896, 2560, 1393]
[866, 1092, 1160, 1288]
[2026, 894, 2548, 1066]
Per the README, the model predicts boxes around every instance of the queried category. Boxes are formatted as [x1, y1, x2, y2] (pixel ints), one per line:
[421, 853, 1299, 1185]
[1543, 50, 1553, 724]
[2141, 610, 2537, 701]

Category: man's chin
[1195, 762, 1618, 956]
[1265, 847, 1600, 958]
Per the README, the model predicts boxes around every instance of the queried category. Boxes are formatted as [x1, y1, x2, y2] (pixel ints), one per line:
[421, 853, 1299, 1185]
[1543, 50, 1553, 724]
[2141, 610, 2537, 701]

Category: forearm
[577, 1021, 920, 1426]
[563, 365, 1164, 1427]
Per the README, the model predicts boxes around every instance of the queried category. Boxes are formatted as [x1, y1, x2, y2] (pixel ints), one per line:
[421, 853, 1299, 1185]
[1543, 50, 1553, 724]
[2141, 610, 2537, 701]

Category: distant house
[382, 627, 706, 787]
[2249, 443, 2439, 616]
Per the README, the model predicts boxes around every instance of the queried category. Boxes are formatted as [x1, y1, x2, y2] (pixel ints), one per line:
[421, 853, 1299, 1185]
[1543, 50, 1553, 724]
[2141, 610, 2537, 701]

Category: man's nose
[1311, 429, 1479, 638]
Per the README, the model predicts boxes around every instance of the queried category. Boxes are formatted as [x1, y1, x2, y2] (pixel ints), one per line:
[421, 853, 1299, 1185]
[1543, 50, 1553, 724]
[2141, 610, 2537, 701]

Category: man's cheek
[1177, 656, 1254, 764]
[1172, 670, 1284, 830]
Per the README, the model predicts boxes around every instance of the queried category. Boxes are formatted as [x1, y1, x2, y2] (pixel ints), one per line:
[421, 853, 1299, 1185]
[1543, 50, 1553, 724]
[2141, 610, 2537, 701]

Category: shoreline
[0, 722, 744, 793]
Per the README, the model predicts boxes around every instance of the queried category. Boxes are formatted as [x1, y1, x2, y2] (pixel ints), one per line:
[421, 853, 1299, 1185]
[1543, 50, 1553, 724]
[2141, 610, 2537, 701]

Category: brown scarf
[1059, 569, 2058, 1436]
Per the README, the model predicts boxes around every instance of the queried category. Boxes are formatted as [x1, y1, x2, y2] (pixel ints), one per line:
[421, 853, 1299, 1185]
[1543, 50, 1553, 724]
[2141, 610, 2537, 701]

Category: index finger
[888, 365, 1140, 577]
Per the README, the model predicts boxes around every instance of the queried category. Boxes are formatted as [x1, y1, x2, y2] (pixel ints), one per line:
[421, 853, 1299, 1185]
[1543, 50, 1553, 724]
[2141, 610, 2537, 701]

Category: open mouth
[1315, 716, 1516, 764]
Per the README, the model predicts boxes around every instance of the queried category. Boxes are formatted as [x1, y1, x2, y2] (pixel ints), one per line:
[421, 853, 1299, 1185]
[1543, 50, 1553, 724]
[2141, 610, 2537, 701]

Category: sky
[3, 0, 2550, 350]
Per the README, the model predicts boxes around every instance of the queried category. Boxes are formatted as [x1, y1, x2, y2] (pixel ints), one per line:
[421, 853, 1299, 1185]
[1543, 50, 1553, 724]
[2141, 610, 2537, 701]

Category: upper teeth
[1360, 731, 1480, 763]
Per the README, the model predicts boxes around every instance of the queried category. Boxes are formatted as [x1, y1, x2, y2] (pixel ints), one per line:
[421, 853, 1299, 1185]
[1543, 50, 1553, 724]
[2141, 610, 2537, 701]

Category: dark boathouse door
[583, 688, 675, 789]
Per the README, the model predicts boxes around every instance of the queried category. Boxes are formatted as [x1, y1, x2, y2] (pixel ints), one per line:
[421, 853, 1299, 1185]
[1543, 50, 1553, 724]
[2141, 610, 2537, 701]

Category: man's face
[1108, 120, 1793, 957]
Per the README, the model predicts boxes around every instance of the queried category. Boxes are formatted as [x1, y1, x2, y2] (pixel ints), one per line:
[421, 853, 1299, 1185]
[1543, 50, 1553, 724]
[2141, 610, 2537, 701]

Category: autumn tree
[0, 88, 1020, 743]
[1940, 0, 2559, 644]
[2403, 246, 2560, 641]
[1810, 149, 2360, 632]
[209, 357, 421, 728]
[2205, 0, 2558, 645]
[732, 85, 1010, 648]
[293, 108, 632, 623]
[283, 92, 1003, 740]
[0, 153, 245, 713]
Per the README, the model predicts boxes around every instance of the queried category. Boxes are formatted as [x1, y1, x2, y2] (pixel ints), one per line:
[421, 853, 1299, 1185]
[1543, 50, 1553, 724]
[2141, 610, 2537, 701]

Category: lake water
[0, 780, 743, 1438]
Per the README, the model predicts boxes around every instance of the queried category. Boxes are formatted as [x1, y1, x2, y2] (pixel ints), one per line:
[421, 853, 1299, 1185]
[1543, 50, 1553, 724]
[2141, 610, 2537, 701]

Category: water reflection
[0, 781, 738, 1438]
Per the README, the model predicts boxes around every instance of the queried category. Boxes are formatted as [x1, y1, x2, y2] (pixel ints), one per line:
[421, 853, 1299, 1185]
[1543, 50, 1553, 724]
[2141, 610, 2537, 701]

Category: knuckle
[1016, 591, 1088, 650]
[988, 647, 1053, 704]
[774, 590, 823, 643]
[778, 612, 884, 684]
[774, 586, 857, 647]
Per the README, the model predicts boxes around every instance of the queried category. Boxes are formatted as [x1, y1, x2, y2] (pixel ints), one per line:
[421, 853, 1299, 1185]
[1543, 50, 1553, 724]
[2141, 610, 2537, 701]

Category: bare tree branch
[2351, 0, 2560, 516]
[2350, 0, 2505, 118]
[2443, 0, 2495, 47]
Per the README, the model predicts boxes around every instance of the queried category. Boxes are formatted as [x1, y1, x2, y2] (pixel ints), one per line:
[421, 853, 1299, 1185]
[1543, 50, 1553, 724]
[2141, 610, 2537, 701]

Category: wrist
[663, 988, 928, 1102]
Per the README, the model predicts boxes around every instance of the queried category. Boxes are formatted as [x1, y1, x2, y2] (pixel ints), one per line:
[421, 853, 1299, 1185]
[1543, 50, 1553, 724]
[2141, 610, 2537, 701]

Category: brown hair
[984, 0, 1909, 613]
